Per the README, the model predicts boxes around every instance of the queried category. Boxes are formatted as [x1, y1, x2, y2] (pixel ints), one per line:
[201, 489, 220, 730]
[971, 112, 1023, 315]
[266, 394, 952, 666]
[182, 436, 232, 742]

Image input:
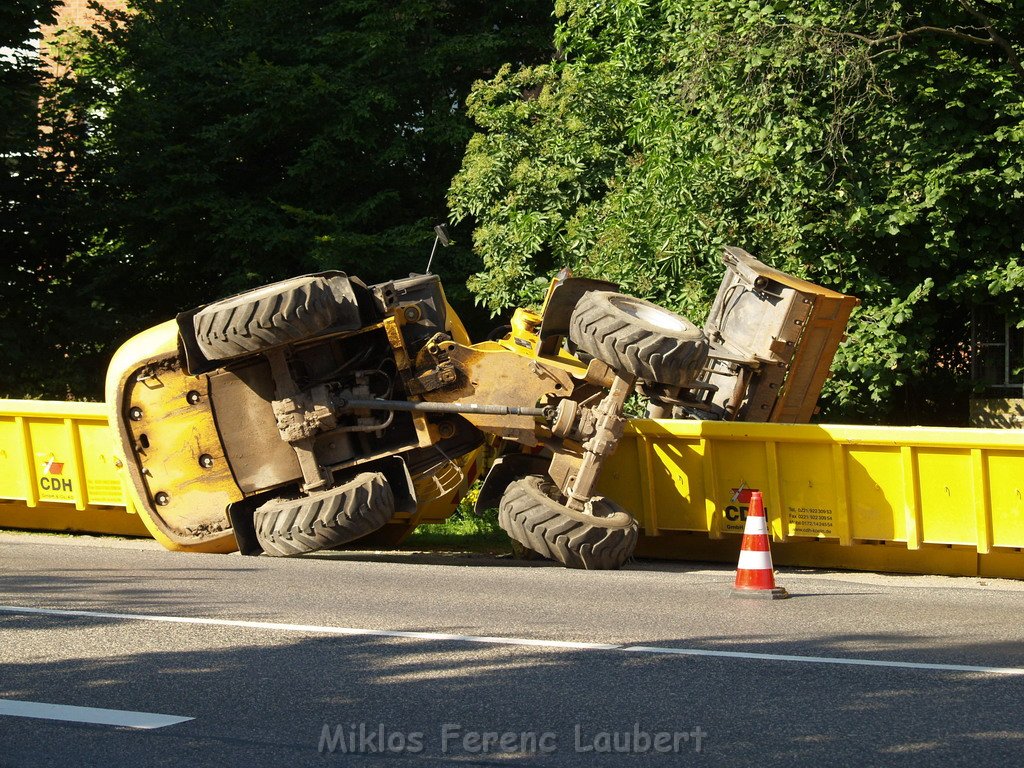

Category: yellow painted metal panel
[988, 450, 1024, 548]
[765, 441, 787, 540]
[972, 449, 992, 555]
[845, 446, 906, 542]
[649, 439, 706, 533]
[16, 416, 38, 507]
[1, 400, 108, 419]
[78, 422, 126, 506]
[27, 418, 79, 505]
[0, 501, 149, 537]
[117, 358, 241, 543]
[64, 418, 88, 510]
[661, 418, 1024, 450]
[831, 445, 853, 547]
[634, 435, 658, 536]
[980, 549, 1024, 579]
[708, 440, 772, 535]
[776, 442, 839, 538]
[602, 436, 705, 534]
[597, 431, 645, 529]
[916, 448, 977, 545]
[698, 439, 721, 539]
[0, 416, 26, 502]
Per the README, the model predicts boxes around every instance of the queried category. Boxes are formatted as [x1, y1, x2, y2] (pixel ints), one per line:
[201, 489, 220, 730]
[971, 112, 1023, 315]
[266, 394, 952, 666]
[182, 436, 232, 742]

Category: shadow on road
[2, 606, 1024, 767]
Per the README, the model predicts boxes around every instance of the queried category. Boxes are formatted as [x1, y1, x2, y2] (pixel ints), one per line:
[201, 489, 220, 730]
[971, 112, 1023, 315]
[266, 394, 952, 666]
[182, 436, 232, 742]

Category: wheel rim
[609, 296, 690, 333]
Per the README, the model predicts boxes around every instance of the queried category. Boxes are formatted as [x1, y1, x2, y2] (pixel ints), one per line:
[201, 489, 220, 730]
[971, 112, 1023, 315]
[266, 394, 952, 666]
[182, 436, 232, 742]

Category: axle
[335, 397, 555, 420]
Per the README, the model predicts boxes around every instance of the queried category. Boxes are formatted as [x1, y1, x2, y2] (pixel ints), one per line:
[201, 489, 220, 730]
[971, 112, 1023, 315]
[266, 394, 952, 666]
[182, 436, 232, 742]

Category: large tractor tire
[568, 291, 708, 387]
[193, 274, 356, 361]
[497, 475, 638, 570]
[255, 472, 395, 556]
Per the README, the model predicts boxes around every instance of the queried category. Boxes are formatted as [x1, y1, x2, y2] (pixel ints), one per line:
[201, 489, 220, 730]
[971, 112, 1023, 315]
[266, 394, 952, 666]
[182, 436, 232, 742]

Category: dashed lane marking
[0, 698, 192, 729]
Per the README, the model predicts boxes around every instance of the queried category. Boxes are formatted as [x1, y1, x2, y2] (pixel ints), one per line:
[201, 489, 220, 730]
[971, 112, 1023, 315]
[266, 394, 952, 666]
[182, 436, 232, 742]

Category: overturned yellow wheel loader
[104, 246, 856, 568]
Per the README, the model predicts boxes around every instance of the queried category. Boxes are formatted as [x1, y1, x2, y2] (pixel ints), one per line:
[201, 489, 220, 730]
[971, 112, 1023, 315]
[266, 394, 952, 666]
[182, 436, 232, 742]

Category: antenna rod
[425, 235, 440, 274]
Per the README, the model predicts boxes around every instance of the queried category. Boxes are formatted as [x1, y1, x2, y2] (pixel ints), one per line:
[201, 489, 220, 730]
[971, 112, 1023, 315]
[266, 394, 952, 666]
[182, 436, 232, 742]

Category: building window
[971, 309, 1024, 397]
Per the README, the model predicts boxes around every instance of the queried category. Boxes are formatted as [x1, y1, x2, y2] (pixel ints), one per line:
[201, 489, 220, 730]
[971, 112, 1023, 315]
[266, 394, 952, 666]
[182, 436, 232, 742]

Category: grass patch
[405, 508, 510, 554]
[405, 485, 511, 554]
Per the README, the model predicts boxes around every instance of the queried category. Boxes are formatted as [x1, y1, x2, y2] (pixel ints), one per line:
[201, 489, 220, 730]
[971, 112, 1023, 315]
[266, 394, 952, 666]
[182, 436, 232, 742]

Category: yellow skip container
[0, 400, 148, 537]
[600, 420, 1024, 578]
[3, 397, 1024, 578]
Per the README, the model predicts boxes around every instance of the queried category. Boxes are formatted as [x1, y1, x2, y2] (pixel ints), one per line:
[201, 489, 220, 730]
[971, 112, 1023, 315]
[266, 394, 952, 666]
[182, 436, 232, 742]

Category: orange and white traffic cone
[731, 491, 788, 599]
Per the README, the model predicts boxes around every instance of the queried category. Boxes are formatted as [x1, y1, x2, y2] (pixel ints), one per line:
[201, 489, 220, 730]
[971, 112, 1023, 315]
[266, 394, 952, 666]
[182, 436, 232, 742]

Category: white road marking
[0, 698, 192, 729]
[2, 604, 1022, 677]
[0, 605, 616, 650]
[619, 646, 1024, 674]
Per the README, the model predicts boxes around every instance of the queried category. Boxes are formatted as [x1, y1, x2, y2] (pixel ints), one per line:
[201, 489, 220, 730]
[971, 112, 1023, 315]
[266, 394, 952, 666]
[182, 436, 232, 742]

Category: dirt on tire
[497, 475, 638, 570]
[255, 471, 395, 556]
[568, 291, 708, 387]
[193, 274, 355, 361]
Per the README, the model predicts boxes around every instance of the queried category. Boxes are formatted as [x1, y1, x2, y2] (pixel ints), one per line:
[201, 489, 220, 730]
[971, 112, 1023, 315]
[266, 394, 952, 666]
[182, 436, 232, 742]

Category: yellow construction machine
[105, 241, 856, 569]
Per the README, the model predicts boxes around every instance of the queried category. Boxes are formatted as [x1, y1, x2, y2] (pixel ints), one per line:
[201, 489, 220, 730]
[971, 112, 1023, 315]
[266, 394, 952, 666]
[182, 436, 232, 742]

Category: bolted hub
[550, 399, 598, 444]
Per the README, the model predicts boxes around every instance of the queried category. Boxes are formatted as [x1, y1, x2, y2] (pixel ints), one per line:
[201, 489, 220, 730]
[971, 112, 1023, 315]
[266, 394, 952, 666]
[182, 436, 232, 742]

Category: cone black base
[730, 586, 789, 600]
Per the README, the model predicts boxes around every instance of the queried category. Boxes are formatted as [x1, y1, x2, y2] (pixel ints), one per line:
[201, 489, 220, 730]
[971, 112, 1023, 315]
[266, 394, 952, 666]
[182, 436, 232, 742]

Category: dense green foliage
[0, 1, 94, 397]
[451, 0, 1024, 423]
[4, 1, 1021, 423]
[3, 0, 553, 399]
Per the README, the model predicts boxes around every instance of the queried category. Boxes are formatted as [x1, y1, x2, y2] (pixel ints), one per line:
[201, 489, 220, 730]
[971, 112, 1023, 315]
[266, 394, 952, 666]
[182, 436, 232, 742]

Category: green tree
[0, 1, 99, 398]
[450, 0, 1024, 423]
[41, 0, 553, 398]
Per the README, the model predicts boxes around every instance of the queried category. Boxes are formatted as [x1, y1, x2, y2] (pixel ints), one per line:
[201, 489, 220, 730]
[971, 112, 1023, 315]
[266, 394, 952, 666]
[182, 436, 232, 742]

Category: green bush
[450, 0, 1024, 423]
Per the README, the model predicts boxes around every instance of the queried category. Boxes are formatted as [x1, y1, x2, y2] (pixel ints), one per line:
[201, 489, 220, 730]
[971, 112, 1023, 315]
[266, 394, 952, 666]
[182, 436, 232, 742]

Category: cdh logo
[724, 483, 764, 522]
[40, 456, 73, 493]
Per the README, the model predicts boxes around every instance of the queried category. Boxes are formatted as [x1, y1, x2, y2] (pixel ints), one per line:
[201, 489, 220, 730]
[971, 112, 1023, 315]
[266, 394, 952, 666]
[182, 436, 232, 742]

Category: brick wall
[52, 0, 126, 32]
[41, 0, 127, 72]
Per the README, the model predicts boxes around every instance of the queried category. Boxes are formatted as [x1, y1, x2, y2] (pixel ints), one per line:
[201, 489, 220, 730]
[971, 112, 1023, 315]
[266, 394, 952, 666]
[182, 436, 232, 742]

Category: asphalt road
[1, 532, 1023, 767]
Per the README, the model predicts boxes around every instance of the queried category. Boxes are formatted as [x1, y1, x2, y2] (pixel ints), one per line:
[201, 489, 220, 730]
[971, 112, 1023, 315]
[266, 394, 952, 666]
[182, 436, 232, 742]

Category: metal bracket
[266, 349, 331, 493]
[560, 371, 635, 511]
[414, 334, 458, 393]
